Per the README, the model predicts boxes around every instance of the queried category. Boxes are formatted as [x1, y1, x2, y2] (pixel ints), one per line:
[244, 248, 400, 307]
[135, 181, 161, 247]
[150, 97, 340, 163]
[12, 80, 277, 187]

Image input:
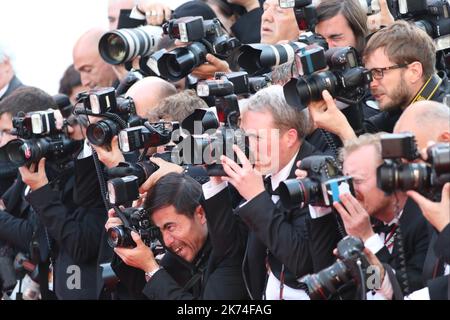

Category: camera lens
[284, 71, 337, 110]
[5, 139, 48, 166]
[107, 226, 130, 248]
[87, 119, 121, 147]
[300, 260, 350, 300]
[278, 178, 322, 209]
[157, 42, 208, 81]
[377, 162, 431, 194]
[99, 26, 163, 65]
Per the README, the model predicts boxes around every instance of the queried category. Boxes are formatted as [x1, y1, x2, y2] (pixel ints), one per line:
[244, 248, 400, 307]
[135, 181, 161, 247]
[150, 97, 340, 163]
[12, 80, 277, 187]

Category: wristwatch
[145, 266, 163, 282]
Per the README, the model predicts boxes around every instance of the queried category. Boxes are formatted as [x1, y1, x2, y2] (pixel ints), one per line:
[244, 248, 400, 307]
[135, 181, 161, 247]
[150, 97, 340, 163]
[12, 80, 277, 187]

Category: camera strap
[409, 74, 443, 104]
[383, 263, 404, 300]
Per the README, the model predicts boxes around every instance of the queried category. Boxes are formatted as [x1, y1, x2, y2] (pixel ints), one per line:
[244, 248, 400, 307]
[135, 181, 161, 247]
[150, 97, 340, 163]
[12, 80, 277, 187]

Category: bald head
[73, 28, 117, 89]
[108, 0, 137, 30]
[126, 77, 177, 119]
[395, 101, 450, 150]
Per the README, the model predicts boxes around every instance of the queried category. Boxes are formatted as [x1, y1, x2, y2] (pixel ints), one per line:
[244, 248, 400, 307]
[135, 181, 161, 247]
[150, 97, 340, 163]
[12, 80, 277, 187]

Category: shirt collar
[269, 150, 299, 192]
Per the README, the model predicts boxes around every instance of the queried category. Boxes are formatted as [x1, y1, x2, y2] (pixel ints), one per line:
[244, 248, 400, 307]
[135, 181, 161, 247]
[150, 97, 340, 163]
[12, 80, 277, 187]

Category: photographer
[73, 28, 118, 89]
[0, 87, 68, 299]
[0, 87, 109, 299]
[107, 173, 248, 300]
[203, 85, 336, 300]
[315, 0, 368, 54]
[91, 77, 176, 169]
[391, 100, 450, 299]
[330, 133, 430, 294]
[308, 20, 450, 145]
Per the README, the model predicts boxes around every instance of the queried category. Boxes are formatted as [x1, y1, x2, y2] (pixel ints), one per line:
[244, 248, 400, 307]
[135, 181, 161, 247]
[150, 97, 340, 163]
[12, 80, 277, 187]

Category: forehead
[241, 110, 275, 131]
[316, 13, 351, 33]
[364, 47, 393, 68]
[74, 43, 98, 68]
[343, 145, 379, 174]
[151, 205, 190, 227]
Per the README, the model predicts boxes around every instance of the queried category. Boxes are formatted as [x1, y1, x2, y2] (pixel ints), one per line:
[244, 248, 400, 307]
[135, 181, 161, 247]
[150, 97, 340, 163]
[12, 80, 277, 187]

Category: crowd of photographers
[0, 0, 449, 300]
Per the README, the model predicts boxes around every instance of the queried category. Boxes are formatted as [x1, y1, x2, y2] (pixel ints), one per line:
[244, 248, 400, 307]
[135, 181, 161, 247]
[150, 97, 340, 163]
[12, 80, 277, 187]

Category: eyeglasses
[369, 64, 408, 80]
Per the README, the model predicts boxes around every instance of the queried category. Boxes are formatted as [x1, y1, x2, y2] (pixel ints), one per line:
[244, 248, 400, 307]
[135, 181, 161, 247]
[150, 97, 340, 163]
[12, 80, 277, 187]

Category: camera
[82, 87, 136, 116]
[377, 133, 450, 197]
[299, 236, 371, 300]
[175, 127, 249, 171]
[0, 110, 82, 167]
[11, 110, 58, 139]
[283, 46, 373, 110]
[197, 71, 270, 98]
[237, 42, 307, 75]
[118, 121, 179, 153]
[278, 155, 355, 209]
[379, 132, 420, 161]
[180, 108, 220, 135]
[384, 0, 450, 50]
[78, 88, 144, 148]
[156, 17, 240, 81]
[107, 207, 162, 252]
[294, 45, 327, 76]
[99, 25, 163, 65]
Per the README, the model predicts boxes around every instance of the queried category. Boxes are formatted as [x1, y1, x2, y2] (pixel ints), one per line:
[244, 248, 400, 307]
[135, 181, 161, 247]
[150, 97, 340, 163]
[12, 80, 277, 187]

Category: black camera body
[385, 0, 450, 50]
[300, 236, 371, 300]
[377, 133, 450, 197]
[118, 122, 179, 153]
[156, 17, 240, 81]
[78, 88, 145, 148]
[284, 46, 373, 110]
[278, 155, 355, 209]
[107, 207, 162, 251]
[0, 110, 82, 167]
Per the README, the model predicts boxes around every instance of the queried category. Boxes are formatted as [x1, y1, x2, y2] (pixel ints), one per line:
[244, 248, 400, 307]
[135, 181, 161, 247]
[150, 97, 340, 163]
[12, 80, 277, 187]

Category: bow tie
[264, 176, 279, 196]
[373, 221, 398, 235]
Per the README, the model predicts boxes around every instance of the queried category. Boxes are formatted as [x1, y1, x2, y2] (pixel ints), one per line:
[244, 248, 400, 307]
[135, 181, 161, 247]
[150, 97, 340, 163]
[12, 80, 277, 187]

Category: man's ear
[285, 128, 299, 148]
[407, 61, 424, 84]
[195, 205, 207, 225]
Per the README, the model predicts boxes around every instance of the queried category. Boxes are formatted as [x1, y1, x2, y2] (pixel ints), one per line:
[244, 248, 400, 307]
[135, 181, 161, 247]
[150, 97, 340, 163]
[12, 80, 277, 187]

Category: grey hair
[241, 85, 310, 140]
[339, 132, 385, 163]
[0, 44, 14, 68]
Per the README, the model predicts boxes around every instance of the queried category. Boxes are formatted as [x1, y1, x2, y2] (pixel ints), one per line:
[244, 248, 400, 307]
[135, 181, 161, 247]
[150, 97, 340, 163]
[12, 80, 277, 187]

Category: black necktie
[373, 221, 398, 235]
[264, 176, 279, 196]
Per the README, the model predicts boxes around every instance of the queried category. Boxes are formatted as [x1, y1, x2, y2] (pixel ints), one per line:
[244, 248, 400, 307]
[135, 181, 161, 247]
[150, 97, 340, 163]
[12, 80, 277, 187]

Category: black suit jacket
[375, 199, 430, 293]
[208, 141, 335, 299]
[423, 224, 450, 285]
[427, 275, 449, 300]
[0, 76, 23, 101]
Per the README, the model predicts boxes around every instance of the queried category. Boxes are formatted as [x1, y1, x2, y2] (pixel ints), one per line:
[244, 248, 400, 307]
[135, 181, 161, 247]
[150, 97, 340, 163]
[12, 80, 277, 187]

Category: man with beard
[362, 21, 449, 133]
[307, 20, 449, 143]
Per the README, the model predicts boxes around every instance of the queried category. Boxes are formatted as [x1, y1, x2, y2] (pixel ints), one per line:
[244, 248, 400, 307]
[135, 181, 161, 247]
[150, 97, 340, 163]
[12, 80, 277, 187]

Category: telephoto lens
[237, 42, 307, 75]
[99, 26, 163, 65]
